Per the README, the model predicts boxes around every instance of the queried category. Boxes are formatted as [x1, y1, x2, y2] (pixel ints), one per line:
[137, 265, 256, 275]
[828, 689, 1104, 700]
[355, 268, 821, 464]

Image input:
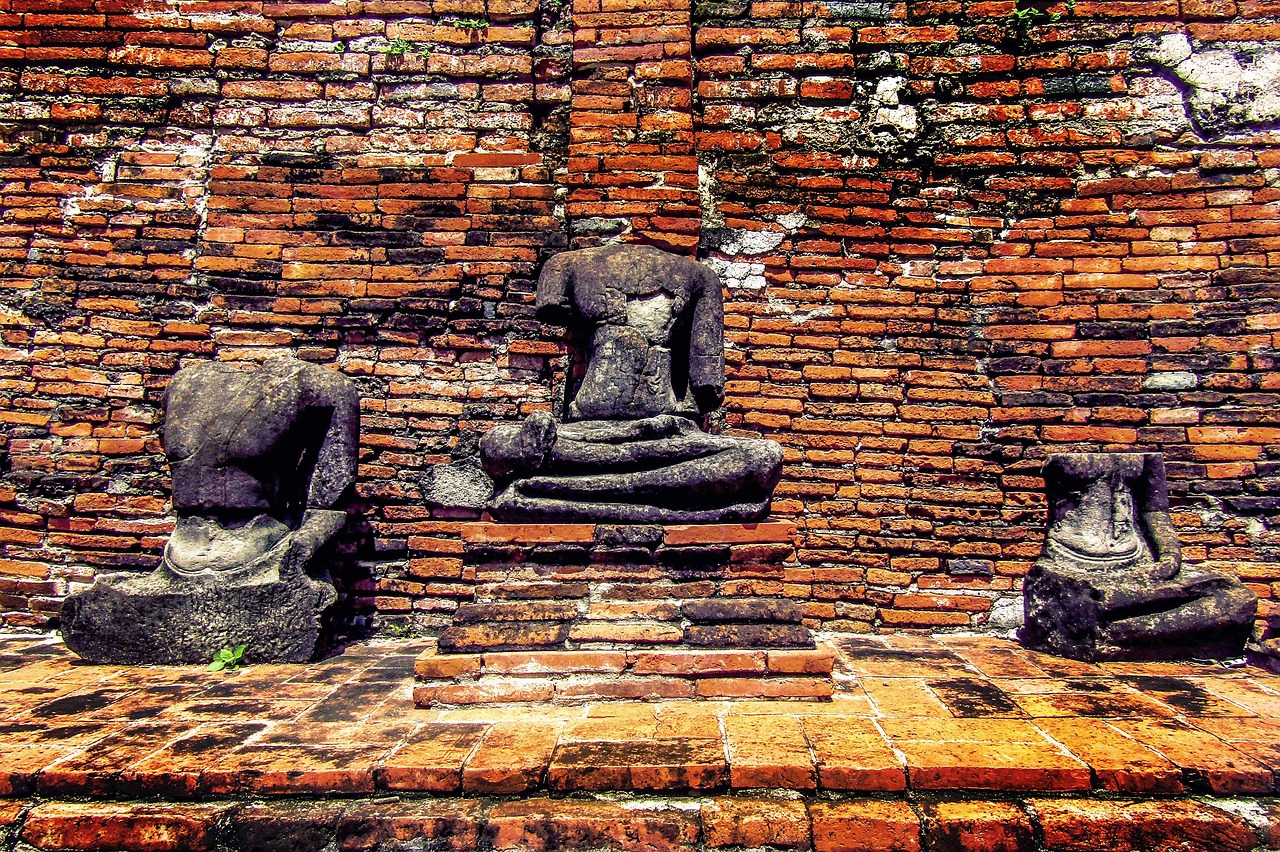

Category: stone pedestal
[61, 568, 336, 665]
[413, 522, 834, 706]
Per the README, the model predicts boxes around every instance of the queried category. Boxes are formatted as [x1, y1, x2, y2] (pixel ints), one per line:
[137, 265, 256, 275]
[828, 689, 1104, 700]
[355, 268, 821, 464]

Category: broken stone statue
[480, 244, 783, 523]
[61, 356, 359, 664]
[1020, 453, 1256, 662]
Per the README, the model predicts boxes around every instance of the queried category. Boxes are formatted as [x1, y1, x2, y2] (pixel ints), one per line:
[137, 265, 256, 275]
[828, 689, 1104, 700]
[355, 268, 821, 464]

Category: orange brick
[922, 801, 1034, 852]
[810, 800, 920, 852]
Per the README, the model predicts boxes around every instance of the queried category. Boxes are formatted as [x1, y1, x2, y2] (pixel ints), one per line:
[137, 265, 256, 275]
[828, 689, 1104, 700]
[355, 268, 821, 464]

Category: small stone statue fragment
[1020, 453, 1256, 662]
[61, 357, 359, 664]
[481, 245, 783, 523]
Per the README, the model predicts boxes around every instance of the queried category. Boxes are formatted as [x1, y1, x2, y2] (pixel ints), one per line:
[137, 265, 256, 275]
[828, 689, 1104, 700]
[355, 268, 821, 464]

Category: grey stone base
[61, 569, 337, 665]
[1020, 563, 1256, 662]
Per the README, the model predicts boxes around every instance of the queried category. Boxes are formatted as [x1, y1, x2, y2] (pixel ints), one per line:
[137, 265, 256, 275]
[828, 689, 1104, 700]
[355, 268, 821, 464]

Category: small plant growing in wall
[208, 644, 246, 672]
[383, 37, 413, 55]
[1006, 0, 1071, 48]
[448, 18, 490, 29]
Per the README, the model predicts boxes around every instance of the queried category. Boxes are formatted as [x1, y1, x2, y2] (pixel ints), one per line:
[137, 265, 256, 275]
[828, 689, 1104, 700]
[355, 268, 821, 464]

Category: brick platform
[415, 522, 834, 705]
[5, 633, 1280, 849]
[4, 633, 1280, 799]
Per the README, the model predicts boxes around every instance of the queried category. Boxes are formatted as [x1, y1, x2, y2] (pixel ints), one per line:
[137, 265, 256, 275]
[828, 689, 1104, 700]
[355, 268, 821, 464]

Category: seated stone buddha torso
[479, 245, 783, 524]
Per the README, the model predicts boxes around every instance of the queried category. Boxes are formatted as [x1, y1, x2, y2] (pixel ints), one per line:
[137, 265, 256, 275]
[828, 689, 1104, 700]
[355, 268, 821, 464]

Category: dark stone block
[491, 582, 590, 600]
[61, 569, 336, 665]
[657, 545, 731, 568]
[684, 623, 814, 648]
[437, 621, 570, 653]
[594, 524, 665, 548]
[947, 558, 994, 577]
[681, 598, 803, 623]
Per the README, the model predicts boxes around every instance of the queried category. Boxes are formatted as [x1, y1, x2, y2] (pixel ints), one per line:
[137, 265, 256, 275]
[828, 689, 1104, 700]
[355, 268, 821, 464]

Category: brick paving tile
[654, 705, 722, 738]
[938, 637, 1053, 679]
[333, 799, 486, 852]
[1193, 676, 1280, 716]
[484, 799, 700, 851]
[1108, 718, 1274, 794]
[702, 797, 810, 849]
[563, 709, 659, 741]
[858, 677, 952, 717]
[0, 746, 78, 796]
[1009, 689, 1177, 719]
[723, 714, 815, 789]
[202, 743, 391, 795]
[1030, 798, 1257, 852]
[20, 801, 234, 852]
[252, 719, 419, 746]
[724, 697, 871, 715]
[880, 719, 1090, 792]
[810, 800, 920, 852]
[1188, 717, 1280, 769]
[835, 637, 973, 678]
[1121, 675, 1259, 717]
[0, 721, 123, 748]
[37, 722, 198, 797]
[117, 722, 269, 797]
[1034, 717, 1183, 794]
[921, 800, 1033, 852]
[926, 677, 1028, 717]
[295, 680, 403, 723]
[1016, 649, 1105, 678]
[375, 722, 489, 792]
[156, 698, 316, 722]
[802, 716, 905, 790]
[17, 687, 139, 721]
[548, 737, 727, 791]
[0, 800, 22, 825]
[463, 721, 561, 793]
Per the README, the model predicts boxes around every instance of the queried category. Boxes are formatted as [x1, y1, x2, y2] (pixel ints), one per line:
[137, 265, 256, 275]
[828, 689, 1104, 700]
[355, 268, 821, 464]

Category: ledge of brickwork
[3, 795, 1276, 852]
[413, 644, 836, 706]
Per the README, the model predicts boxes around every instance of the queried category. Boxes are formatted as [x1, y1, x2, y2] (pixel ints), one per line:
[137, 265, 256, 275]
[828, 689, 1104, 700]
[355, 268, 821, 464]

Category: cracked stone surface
[1138, 33, 1280, 134]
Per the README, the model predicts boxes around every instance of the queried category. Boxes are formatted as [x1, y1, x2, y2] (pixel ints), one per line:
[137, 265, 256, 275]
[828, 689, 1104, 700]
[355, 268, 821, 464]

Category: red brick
[21, 802, 232, 852]
[702, 798, 810, 849]
[485, 799, 699, 851]
[1032, 799, 1256, 852]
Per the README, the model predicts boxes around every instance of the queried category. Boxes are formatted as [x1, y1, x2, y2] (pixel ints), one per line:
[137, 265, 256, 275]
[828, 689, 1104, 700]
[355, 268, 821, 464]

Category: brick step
[7, 796, 1268, 852]
[437, 620, 816, 653]
[438, 597, 816, 653]
[414, 645, 836, 706]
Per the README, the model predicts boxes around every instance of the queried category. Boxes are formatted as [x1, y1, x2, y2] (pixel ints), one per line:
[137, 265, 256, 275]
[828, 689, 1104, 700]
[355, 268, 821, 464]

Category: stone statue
[61, 356, 359, 664]
[1020, 453, 1256, 662]
[481, 244, 783, 523]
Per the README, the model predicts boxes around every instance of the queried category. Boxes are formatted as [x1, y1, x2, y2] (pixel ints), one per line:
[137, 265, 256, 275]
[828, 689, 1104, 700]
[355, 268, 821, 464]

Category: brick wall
[0, 0, 1277, 639]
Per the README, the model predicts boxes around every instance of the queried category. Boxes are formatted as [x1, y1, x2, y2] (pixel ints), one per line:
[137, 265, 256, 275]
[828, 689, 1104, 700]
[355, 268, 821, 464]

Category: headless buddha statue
[480, 245, 784, 523]
[61, 356, 359, 664]
[1020, 453, 1256, 661]
[161, 357, 358, 579]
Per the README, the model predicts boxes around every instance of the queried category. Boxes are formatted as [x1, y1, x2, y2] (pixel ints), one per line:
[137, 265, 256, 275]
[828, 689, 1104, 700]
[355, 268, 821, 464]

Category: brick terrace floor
[2, 632, 1279, 800]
